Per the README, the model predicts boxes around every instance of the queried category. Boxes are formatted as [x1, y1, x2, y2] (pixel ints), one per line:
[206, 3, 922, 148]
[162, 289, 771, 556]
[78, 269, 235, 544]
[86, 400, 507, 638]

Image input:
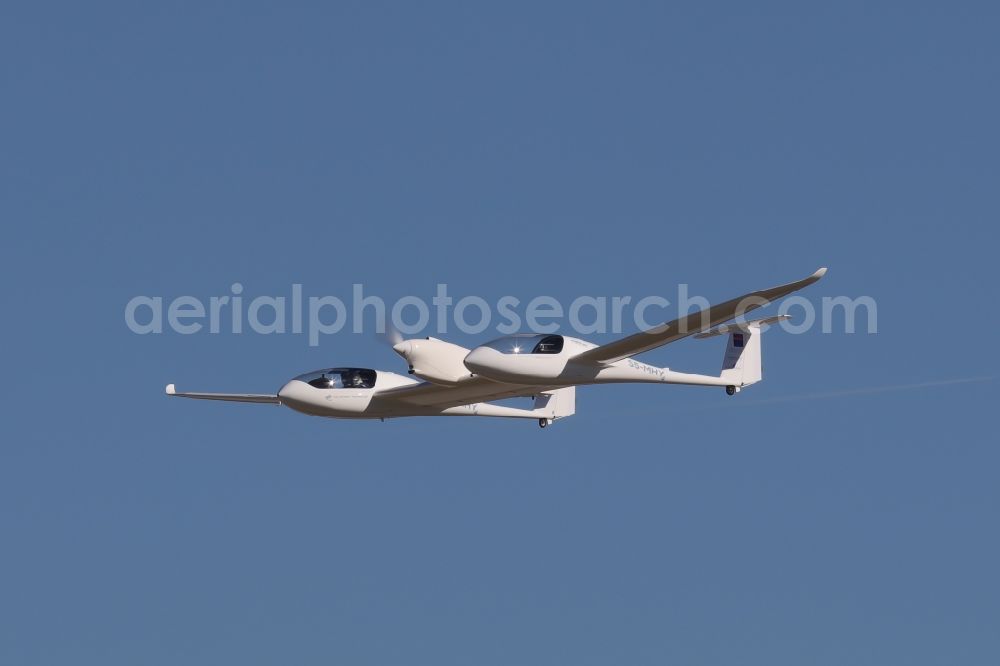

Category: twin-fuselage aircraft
[167, 268, 827, 427]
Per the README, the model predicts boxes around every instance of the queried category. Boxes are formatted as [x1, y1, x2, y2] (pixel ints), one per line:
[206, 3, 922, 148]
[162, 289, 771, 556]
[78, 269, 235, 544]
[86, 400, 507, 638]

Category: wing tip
[165, 383, 176, 395]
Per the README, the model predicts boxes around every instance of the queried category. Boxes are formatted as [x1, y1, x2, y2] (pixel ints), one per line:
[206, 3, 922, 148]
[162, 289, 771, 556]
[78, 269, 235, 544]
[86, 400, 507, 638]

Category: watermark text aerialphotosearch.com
[125, 282, 877, 346]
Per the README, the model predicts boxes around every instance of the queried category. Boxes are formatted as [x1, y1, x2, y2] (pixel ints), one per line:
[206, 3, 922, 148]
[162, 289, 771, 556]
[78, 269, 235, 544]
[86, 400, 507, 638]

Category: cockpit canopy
[294, 367, 378, 389]
[479, 334, 564, 355]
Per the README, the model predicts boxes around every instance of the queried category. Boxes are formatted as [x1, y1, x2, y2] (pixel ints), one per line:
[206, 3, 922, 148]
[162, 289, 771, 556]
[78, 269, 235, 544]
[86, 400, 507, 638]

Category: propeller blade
[376, 323, 404, 348]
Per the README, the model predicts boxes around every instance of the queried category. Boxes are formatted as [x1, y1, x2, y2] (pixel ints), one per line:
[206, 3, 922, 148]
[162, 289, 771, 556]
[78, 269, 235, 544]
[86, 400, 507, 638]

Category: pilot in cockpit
[308, 373, 332, 389]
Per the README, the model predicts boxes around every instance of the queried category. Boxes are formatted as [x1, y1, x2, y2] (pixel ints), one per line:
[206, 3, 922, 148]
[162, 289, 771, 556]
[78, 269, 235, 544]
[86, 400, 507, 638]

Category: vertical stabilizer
[695, 314, 790, 389]
[719, 325, 763, 387]
[534, 387, 576, 419]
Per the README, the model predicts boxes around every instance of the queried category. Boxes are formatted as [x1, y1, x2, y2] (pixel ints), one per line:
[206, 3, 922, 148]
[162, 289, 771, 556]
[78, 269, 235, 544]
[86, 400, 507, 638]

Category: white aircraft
[166, 268, 826, 427]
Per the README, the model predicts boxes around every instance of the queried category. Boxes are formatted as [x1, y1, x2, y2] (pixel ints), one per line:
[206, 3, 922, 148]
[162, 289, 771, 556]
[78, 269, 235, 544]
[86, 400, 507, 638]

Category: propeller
[375, 331, 472, 384]
[375, 323, 411, 359]
[376, 324, 404, 347]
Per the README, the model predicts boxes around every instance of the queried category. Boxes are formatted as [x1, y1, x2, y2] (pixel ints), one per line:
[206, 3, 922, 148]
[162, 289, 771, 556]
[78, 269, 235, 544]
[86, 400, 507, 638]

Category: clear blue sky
[2, 2, 998, 664]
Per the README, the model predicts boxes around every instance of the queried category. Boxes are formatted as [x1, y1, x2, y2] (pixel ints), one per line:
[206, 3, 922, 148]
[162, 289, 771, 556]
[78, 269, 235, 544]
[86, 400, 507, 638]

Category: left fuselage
[277, 368, 417, 419]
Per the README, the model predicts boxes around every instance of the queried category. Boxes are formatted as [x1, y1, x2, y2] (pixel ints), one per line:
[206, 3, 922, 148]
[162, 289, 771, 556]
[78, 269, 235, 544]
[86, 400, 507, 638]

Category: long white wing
[572, 268, 827, 365]
[371, 376, 560, 409]
[165, 384, 281, 404]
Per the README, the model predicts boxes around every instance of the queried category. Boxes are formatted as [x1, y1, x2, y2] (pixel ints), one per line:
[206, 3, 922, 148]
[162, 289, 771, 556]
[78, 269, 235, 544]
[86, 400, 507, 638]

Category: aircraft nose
[277, 379, 315, 414]
[277, 380, 306, 404]
[463, 346, 496, 374]
[392, 341, 412, 357]
[277, 381, 293, 402]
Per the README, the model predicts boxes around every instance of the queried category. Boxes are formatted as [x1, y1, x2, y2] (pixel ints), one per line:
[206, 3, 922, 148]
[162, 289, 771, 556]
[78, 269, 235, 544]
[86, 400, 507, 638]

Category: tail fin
[720, 326, 762, 386]
[695, 314, 789, 388]
[534, 387, 576, 420]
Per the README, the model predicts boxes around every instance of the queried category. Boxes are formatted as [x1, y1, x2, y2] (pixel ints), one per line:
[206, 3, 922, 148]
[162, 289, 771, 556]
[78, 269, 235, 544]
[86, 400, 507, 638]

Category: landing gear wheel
[538, 418, 548, 428]
[726, 385, 737, 396]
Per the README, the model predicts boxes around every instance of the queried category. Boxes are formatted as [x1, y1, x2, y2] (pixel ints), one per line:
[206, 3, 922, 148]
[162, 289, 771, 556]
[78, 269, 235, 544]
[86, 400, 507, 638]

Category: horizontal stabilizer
[694, 314, 791, 339]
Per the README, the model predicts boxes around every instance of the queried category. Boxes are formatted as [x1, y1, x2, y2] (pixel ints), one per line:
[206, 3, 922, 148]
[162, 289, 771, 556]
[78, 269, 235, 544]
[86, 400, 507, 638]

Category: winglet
[165, 383, 176, 395]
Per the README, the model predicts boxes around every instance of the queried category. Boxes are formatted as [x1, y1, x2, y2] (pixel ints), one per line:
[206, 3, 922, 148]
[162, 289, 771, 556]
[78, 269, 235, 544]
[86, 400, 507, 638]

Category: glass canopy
[479, 334, 564, 355]
[293, 367, 378, 389]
